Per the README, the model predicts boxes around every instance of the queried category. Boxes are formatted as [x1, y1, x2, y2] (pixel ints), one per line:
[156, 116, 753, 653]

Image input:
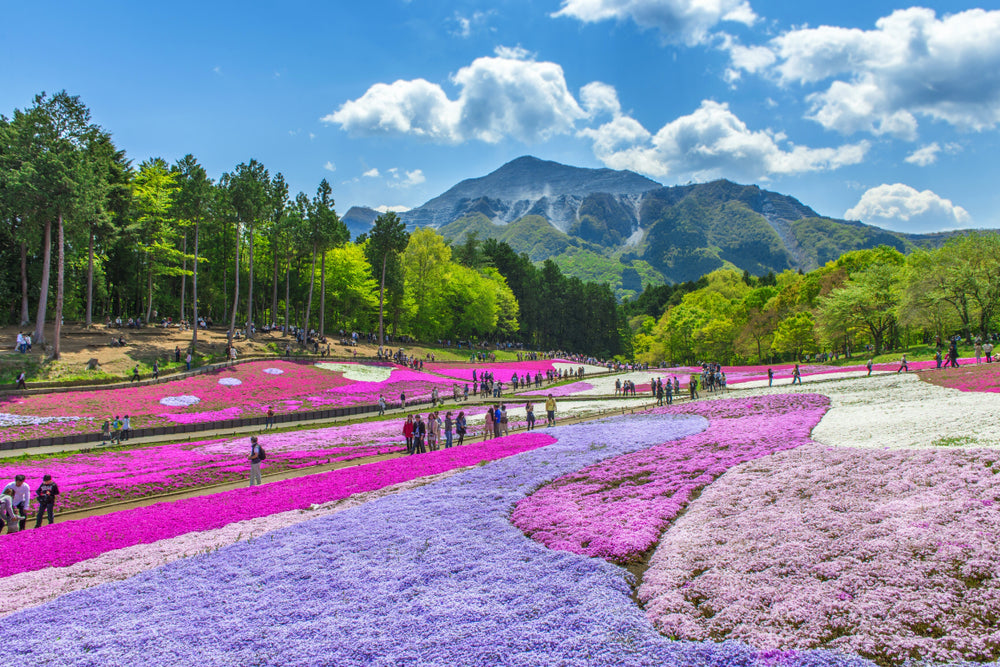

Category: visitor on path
[152, 360, 159, 380]
[500, 405, 509, 437]
[400, 392, 406, 410]
[896, 354, 909, 373]
[248, 436, 264, 487]
[525, 401, 535, 430]
[665, 380, 673, 405]
[229, 346, 238, 365]
[101, 419, 110, 442]
[987, 342, 994, 364]
[456, 411, 467, 446]
[3, 475, 30, 532]
[444, 412, 454, 449]
[975, 341, 983, 365]
[1, 488, 22, 534]
[378, 395, 386, 416]
[34, 474, 59, 527]
[174, 346, 181, 363]
[16, 371, 26, 390]
[463, 384, 469, 401]
[185, 351, 192, 371]
[484, 407, 494, 440]
[867, 358, 874, 376]
[934, 350, 942, 369]
[131, 365, 140, 383]
[792, 364, 802, 385]
[403, 415, 414, 454]
[265, 407, 275, 429]
[111, 416, 122, 444]
[689, 376, 699, 400]
[427, 411, 440, 451]
[767, 368, 774, 387]
[948, 340, 960, 368]
[545, 394, 557, 427]
[413, 415, 427, 454]
[122, 415, 131, 441]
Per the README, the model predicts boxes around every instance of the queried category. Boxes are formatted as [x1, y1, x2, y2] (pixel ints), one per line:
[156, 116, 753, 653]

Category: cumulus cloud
[387, 169, 426, 189]
[581, 100, 867, 181]
[323, 161, 336, 172]
[552, 0, 757, 46]
[324, 49, 585, 144]
[904, 143, 940, 167]
[362, 168, 380, 178]
[580, 81, 621, 118]
[845, 183, 970, 231]
[767, 8, 1000, 136]
[374, 205, 411, 213]
[450, 11, 493, 38]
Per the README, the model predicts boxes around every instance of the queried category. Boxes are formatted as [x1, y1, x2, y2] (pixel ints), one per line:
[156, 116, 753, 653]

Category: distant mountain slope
[377, 156, 966, 299]
[342, 206, 378, 241]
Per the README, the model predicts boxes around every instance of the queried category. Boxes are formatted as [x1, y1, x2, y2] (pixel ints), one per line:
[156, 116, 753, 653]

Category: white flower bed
[315, 362, 393, 383]
[262, 368, 284, 375]
[159, 395, 201, 408]
[720, 372, 1000, 449]
[0, 413, 84, 427]
[217, 378, 243, 386]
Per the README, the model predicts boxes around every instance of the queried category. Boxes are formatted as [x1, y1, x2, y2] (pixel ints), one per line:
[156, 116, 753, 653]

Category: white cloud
[904, 143, 940, 167]
[324, 50, 586, 144]
[580, 81, 621, 118]
[581, 100, 867, 181]
[451, 10, 494, 38]
[212, 65, 222, 75]
[387, 169, 426, 189]
[768, 8, 1000, 136]
[845, 183, 970, 231]
[374, 205, 412, 213]
[363, 168, 380, 178]
[323, 161, 336, 172]
[552, 0, 757, 46]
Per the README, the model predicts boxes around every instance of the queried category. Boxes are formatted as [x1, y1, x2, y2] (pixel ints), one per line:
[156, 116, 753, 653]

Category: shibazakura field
[4, 359, 1000, 666]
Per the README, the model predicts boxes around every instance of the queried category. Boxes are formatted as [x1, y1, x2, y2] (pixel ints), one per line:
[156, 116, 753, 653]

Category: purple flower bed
[6, 411, 882, 667]
[0, 431, 556, 579]
[640, 444, 1000, 665]
[511, 394, 830, 564]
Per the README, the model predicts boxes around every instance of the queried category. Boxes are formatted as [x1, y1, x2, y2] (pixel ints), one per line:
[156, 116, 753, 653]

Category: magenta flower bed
[0, 431, 556, 578]
[639, 444, 1000, 664]
[511, 394, 830, 564]
[925, 364, 1000, 393]
[424, 359, 582, 382]
[520, 381, 593, 396]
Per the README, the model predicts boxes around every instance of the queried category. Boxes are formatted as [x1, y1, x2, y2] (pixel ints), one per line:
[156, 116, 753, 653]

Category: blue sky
[3, 0, 999, 233]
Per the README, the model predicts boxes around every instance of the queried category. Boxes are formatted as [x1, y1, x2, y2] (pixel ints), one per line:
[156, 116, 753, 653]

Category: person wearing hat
[34, 474, 59, 527]
[2, 475, 30, 532]
[249, 436, 264, 486]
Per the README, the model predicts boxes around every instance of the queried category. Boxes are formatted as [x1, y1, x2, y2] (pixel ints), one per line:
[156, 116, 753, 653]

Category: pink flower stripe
[0, 410, 495, 512]
[640, 444, 1000, 665]
[520, 382, 593, 396]
[0, 431, 556, 578]
[424, 359, 582, 382]
[511, 394, 830, 564]
[924, 363, 1000, 394]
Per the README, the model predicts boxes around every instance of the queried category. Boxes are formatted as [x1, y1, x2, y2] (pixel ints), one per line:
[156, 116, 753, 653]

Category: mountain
[400, 155, 660, 232]
[382, 157, 962, 299]
[342, 206, 378, 241]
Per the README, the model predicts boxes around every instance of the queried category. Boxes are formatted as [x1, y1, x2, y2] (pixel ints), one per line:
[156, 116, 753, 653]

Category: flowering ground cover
[5, 413, 882, 667]
[520, 381, 594, 396]
[639, 443, 1000, 665]
[423, 358, 605, 382]
[0, 360, 459, 442]
[922, 361, 1000, 394]
[511, 394, 829, 563]
[0, 431, 556, 579]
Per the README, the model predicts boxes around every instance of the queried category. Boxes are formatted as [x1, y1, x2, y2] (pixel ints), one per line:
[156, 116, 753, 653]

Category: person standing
[111, 415, 122, 444]
[16, 371, 26, 390]
[767, 368, 774, 387]
[456, 411, 467, 446]
[484, 407, 494, 440]
[248, 436, 264, 486]
[525, 401, 535, 431]
[174, 345, 181, 363]
[444, 412, 454, 449]
[986, 341, 994, 364]
[403, 415, 415, 454]
[400, 392, 407, 410]
[3, 475, 30, 532]
[152, 360, 159, 379]
[545, 394, 557, 427]
[34, 474, 59, 527]
[493, 404, 502, 438]
[665, 380, 673, 405]
[122, 415, 131, 441]
[265, 406, 275, 429]
[500, 405, 509, 437]
[185, 351, 193, 371]
[427, 411, 440, 451]
[378, 394, 386, 417]
[975, 340, 983, 365]
[413, 414, 427, 454]
[101, 418, 111, 443]
[866, 358, 874, 376]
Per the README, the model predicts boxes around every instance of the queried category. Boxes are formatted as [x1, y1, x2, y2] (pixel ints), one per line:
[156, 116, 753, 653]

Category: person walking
[151, 360, 159, 380]
[444, 412, 454, 449]
[400, 392, 407, 410]
[265, 406, 275, 429]
[403, 415, 415, 454]
[15, 371, 26, 390]
[791, 364, 802, 385]
[3, 475, 31, 532]
[122, 415, 131, 441]
[34, 474, 59, 527]
[525, 401, 535, 431]
[665, 380, 673, 405]
[484, 407, 494, 440]
[896, 354, 909, 373]
[111, 415, 122, 444]
[427, 411, 440, 451]
[866, 358, 874, 376]
[767, 368, 774, 387]
[185, 351, 193, 371]
[248, 436, 264, 486]
[131, 365, 140, 383]
[545, 394, 557, 427]
[456, 411, 467, 446]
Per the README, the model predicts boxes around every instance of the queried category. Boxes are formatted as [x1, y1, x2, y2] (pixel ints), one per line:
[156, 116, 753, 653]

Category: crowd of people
[1, 473, 60, 533]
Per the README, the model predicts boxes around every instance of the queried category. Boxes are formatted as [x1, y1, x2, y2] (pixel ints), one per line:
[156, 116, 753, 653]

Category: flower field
[6, 357, 1000, 666]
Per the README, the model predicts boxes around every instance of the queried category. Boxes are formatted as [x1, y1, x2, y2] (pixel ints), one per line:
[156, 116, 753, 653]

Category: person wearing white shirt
[3, 475, 30, 531]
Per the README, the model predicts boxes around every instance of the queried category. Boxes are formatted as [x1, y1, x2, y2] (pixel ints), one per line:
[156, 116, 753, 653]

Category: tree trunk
[20, 240, 29, 326]
[53, 213, 65, 360]
[319, 250, 326, 338]
[34, 218, 52, 345]
[284, 255, 290, 337]
[246, 223, 254, 339]
[228, 224, 241, 344]
[271, 250, 279, 328]
[86, 223, 94, 327]
[378, 252, 387, 346]
[180, 232, 187, 325]
[145, 254, 153, 324]
[191, 221, 199, 350]
[302, 241, 317, 344]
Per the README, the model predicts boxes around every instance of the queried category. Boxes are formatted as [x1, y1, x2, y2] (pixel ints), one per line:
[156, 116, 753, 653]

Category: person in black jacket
[34, 474, 59, 527]
[412, 414, 427, 454]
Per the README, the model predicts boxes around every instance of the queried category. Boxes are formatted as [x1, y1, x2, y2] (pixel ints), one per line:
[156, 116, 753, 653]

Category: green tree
[131, 158, 180, 325]
[172, 154, 212, 350]
[360, 211, 409, 346]
[226, 159, 270, 340]
[771, 312, 818, 361]
[817, 263, 901, 354]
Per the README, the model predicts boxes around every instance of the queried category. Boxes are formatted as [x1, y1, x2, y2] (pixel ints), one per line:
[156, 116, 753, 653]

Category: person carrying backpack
[249, 436, 265, 486]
